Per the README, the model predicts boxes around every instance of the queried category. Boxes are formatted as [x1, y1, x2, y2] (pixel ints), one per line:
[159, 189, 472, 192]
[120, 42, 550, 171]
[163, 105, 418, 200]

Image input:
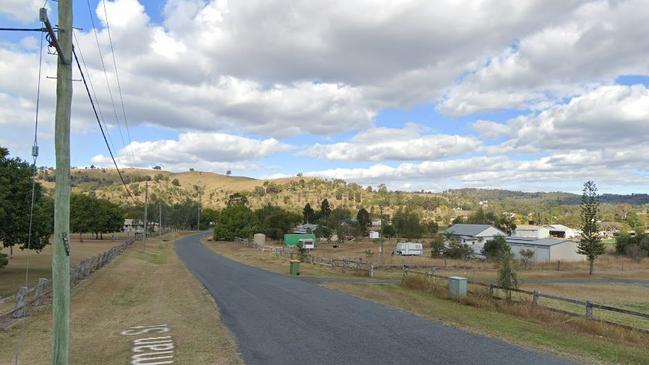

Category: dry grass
[203, 240, 353, 278]
[0, 233, 242, 365]
[0, 236, 129, 298]
[400, 274, 649, 344]
[328, 282, 649, 365]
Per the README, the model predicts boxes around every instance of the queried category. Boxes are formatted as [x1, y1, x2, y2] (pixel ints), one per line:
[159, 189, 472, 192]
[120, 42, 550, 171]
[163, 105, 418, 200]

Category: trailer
[395, 242, 423, 256]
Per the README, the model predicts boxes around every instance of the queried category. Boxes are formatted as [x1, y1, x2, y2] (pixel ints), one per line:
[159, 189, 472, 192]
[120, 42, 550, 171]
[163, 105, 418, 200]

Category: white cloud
[91, 132, 292, 172]
[0, 0, 43, 22]
[505, 84, 649, 152]
[305, 123, 480, 160]
[472, 120, 509, 139]
[440, 0, 649, 115]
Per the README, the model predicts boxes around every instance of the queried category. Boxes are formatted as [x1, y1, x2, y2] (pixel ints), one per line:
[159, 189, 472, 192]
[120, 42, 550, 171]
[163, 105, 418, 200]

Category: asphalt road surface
[176, 234, 574, 365]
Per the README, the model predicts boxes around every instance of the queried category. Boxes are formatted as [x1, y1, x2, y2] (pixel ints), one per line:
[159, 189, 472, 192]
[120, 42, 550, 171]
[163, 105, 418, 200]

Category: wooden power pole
[144, 180, 148, 250]
[50, 0, 73, 363]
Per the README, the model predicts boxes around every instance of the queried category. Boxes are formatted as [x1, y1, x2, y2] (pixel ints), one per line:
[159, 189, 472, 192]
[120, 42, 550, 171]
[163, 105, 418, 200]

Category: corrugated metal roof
[506, 237, 572, 247]
[445, 224, 499, 236]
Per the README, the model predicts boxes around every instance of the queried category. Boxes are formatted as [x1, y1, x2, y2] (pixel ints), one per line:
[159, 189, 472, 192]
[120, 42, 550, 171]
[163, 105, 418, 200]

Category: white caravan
[395, 242, 423, 256]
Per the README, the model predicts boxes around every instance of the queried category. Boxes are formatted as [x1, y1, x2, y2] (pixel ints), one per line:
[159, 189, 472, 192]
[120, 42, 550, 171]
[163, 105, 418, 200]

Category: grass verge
[326, 280, 649, 365]
[0, 233, 242, 365]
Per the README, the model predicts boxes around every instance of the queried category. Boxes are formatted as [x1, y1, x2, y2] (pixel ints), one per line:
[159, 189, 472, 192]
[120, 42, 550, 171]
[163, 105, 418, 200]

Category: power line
[72, 46, 136, 203]
[101, 0, 134, 151]
[13, 29, 45, 365]
[0, 27, 44, 32]
[85, 0, 128, 151]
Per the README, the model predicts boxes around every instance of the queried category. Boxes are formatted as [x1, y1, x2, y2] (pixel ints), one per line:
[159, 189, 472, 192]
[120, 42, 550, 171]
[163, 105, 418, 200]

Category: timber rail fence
[403, 269, 649, 334]
[0, 235, 142, 330]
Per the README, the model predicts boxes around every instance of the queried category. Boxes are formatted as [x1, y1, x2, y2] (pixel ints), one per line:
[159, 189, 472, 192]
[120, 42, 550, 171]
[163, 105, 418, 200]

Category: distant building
[512, 225, 550, 239]
[294, 223, 319, 234]
[506, 237, 585, 262]
[123, 219, 143, 233]
[444, 224, 507, 254]
[369, 231, 380, 239]
[284, 233, 317, 247]
[370, 219, 382, 229]
[546, 224, 580, 239]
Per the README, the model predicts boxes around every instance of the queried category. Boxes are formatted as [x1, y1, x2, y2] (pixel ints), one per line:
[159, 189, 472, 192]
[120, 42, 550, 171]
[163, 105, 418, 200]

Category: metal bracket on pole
[40, 8, 68, 65]
[62, 232, 70, 256]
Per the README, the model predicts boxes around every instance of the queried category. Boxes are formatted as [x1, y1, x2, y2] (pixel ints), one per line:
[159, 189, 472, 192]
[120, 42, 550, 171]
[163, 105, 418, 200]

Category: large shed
[506, 237, 585, 262]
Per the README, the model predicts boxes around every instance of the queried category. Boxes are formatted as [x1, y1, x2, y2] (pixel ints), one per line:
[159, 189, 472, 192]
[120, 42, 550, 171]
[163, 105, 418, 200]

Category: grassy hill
[35, 167, 648, 226]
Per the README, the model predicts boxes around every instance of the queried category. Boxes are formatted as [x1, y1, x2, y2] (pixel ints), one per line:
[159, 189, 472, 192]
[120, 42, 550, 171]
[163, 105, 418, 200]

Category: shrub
[482, 236, 510, 261]
[443, 239, 473, 260]
[0, 252, 8, 269]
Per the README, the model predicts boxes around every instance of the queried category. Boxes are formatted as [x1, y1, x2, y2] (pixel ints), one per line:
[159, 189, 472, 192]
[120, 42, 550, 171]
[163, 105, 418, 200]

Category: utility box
[448, 276, 467, 298]
[289, 260, 300, 276]
[254, 233, 266, 246]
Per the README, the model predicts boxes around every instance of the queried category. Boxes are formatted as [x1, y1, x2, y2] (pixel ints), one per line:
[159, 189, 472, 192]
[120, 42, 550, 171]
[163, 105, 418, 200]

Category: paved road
[176, 234, 574, 365]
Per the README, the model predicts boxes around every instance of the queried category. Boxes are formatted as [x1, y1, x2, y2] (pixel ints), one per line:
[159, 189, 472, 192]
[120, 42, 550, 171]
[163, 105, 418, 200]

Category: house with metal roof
[513, 225, 550, 239]
[444, 224, 507, 255]
[506, 237, 585, 262]
[546, 224, 581, 239]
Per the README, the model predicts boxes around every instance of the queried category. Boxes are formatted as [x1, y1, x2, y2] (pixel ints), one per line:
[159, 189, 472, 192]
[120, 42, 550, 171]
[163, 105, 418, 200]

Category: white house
[513, 225, 550, 239]
[506, 237, 585, 262]
[546, 224, 580, 239]
[369, 231, 380, 239]
[444, 224, 507, 254]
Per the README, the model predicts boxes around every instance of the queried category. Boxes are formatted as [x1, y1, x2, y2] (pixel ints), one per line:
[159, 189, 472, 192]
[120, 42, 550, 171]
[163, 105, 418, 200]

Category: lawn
[0, 232, 242, 365]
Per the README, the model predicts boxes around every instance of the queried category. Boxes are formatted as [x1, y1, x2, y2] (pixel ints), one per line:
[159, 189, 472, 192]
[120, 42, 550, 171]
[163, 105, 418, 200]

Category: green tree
[430, 233, 445, 258]
[482, 236, 510, 261]
[519, 249, 535, 270]
[578, 181, 605, 275]
[314, 225, 333, 242]
[227, 193, 248, 207]
[443, 238, 473, 260]
[320, 199, 332, 222]
[497, 253, 518, 300]
[356, 208, 370, 234]
[381, 224, 396, 239]
[214, 205, 259, 241]
[0, 147, 53, 253]
[200, 208, 219, 230]
[303, 203, 315, 224]
[256, 205, 301, 240]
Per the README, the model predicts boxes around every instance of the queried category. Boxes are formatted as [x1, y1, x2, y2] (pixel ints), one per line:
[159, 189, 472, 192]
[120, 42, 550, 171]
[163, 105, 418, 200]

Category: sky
[1, 0, 649, 194]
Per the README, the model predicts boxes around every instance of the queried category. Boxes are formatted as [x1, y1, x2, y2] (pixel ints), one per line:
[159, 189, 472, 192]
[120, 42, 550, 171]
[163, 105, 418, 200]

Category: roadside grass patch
[0, 234, 242, 365]
[328, 283, 649, 365]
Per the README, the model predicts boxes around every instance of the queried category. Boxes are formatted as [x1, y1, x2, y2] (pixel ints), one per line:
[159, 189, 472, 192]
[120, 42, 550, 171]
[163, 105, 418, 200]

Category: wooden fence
[0, 236, 138, 330]
[403, 269, 649, 333]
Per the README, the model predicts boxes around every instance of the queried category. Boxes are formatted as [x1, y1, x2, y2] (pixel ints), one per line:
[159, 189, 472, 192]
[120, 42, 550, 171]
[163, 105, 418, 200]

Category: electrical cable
[72, 47, 136, 203]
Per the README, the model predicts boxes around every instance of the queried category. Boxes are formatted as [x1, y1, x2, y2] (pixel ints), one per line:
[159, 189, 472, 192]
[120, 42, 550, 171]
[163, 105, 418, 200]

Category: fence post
[586, 300, 593, 318]
[489, 284, 494, 298]
[13, 286, 28, 318]
[556, 260, 561, 271]
[532, 290, 539, 306]
[368, 263, 374, 278]
[33, 278, 49, 307]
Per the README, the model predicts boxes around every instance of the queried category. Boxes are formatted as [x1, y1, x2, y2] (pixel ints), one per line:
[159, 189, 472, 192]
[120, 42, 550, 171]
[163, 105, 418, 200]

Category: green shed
[283, 233, 316, 247]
